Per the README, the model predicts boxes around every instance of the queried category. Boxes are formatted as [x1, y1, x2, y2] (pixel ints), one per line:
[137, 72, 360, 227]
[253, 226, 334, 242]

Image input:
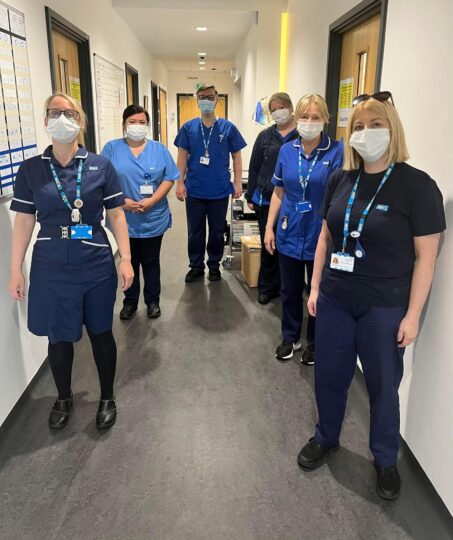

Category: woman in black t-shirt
[296, 92, 446, 501]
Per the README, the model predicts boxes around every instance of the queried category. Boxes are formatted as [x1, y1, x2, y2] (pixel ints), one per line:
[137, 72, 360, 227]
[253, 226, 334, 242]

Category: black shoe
[375, 465, 401, 500]
[185, 269, 205, 283]
[120, 304, 137, 320]
[49, 393, 73, 430]
[301, 344, 315, 366]
[258, 292, 280, 305]
[297, 437, 340, 470]
[96, 398, 117, 430]
[208, 269, 221, 282]
[147, 303, 161, 319]
[276, 340, 302, 360]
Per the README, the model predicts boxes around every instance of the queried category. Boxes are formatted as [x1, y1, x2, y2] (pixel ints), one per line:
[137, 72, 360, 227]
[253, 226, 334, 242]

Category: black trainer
[375, 465, 402, 500]
[297, 437, 340, 470]
[276, 340, 302, 360]
[301, 344, 315, 366]
[185, 269, 205, 283]
[258, 291, 280, 305]
[49, 393, 73, 430]
[120, 304, 137, 320]
[208, 269, 221, 281]
[96, 398, 117, 430]
[147, 303, 161, 319]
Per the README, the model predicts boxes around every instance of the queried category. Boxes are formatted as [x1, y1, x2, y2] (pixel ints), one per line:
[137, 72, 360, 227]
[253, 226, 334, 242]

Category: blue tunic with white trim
[10, 145, 125, 343]
[272, 133, 344, 261]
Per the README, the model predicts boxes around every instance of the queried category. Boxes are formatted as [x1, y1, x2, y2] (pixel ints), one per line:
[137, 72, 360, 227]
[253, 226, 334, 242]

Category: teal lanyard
[298, 149, 320, 201]
[200, 119, 215, 157]
[49, 159, 84, 212]
[342, 163, 395, 252]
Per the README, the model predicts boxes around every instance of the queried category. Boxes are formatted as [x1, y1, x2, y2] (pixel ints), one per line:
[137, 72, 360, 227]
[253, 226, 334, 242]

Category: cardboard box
[241, 235, 261, 287]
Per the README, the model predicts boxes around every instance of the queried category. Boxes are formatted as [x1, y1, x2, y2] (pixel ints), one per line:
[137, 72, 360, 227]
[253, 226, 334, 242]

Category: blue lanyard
[342, 163, 395, 252]
[200, 119, 215, 157]
[49, 159, 84, 212]
[298, 149, 320, 201]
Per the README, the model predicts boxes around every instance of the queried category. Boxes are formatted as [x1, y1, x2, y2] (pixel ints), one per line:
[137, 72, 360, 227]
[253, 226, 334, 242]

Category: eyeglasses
[47, 108, 80, 120]
[352, 91, 394, 107]
[197, 95, 216, 101]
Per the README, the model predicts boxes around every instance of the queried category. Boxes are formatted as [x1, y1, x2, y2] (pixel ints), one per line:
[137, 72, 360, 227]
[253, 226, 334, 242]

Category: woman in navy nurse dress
[8, 93, 134, 430]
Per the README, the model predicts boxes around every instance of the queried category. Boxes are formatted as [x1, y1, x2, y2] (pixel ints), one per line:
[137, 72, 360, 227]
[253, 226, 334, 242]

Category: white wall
[166, 70, 234, 160]
[0, 0, 168, 427]
[286, 0, 453, 514]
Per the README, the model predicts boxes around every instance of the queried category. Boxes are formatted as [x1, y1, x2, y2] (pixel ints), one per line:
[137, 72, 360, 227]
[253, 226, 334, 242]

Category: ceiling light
[198, 52, 207, 56]
[199, 61, 205, 65]
[196, 26, 207, 31]
[200, 67, 206, 70]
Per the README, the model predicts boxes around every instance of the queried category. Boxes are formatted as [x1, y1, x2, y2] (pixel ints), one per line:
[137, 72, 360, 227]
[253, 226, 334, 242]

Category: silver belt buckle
[60, 226, 70, 239]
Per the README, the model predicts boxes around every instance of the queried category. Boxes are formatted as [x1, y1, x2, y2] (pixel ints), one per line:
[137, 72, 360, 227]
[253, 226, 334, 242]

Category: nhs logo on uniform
[89, 166, 98, 171]
[376, 204, 389, 212]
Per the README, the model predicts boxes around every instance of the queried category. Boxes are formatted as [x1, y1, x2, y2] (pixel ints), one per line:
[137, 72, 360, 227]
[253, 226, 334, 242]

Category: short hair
[295, 94, 329, 125]
[44, 92, 86, 145]
[268, 92, 294, 113]
[196, 84, 218, 96]
[122, 104, 150, 125]
[343, 99, 410, 170]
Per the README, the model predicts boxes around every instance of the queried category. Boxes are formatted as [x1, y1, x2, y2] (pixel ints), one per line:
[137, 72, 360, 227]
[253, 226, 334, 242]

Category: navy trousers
[186, 196, 229, 271]
[314, 291, 406, 467]
[279, 253, 315, 345]
[253, 204, 280, 295]
[124, 235, 163, 306]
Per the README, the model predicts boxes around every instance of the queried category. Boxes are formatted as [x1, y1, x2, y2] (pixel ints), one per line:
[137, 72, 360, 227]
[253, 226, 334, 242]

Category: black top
[320, 162, 446, 307]
[245, 124, 298, 201]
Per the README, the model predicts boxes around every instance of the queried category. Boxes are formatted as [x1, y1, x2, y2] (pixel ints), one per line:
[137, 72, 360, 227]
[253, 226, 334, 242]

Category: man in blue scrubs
[174, 84, 246, 282]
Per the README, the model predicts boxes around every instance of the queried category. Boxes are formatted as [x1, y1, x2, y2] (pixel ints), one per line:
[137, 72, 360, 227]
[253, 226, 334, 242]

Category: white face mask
[126, 124, 149, 142]
[271, 108, 291, 125]
[297, 120, 323, 141]
[45, 116, 80, 144]
[349, 128, 390, 163]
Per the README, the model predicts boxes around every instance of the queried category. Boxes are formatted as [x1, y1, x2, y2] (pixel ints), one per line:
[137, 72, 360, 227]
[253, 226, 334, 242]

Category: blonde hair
[343, 99, 410, 170]
[268, 92, 294, 113]
[44, 92, 86, 145]
[295, 94, 329, 125]
[196, 84, 218, 96]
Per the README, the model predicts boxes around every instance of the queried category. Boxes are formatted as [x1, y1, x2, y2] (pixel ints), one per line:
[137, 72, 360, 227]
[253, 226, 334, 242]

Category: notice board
[0, 1, 37, 198]
[94, 53, 126, 152]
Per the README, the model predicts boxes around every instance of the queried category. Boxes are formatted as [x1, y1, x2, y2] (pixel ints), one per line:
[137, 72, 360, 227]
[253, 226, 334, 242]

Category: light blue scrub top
[102, 138, 179, 238]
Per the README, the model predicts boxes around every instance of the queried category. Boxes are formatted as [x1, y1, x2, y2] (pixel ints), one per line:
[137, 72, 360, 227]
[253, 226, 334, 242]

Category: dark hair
[122, 104, 150, 125]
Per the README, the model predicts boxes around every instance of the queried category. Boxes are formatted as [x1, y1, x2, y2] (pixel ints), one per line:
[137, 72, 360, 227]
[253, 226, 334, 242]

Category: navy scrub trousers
[314, 291, 406, 467]
[185, 195, 229, 271]
[279, 253, 315, 345]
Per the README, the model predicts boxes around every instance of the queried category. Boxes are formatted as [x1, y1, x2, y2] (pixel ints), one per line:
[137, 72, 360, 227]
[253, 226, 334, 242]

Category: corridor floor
[0, 194, 451, 540]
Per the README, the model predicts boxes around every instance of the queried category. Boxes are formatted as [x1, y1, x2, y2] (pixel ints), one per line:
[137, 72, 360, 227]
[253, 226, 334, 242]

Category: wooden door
[126, 72, 134, 106]
[159, 87, 168, 147]
[177, 94, 228, 130]
[51, 29, 81, 102]
[336, 14, 380, 140]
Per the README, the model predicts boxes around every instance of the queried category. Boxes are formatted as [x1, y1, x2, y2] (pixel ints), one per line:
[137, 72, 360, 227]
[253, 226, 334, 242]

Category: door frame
[324, 0, 388, 138]
[158, 87, 168, 146]
[45, 7, 96, 151]
[125, 63, 139, 105]
[176, 93, 229, 130]
[151, 81, 159, 141]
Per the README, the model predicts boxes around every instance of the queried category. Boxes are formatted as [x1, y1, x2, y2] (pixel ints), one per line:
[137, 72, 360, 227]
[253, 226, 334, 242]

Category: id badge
[140, 184, 154, 195]
[71, 224, 93, 240]
[295, 201, 312, 214]
[200, 156, 210, 166]
[330, 252, 355, 272]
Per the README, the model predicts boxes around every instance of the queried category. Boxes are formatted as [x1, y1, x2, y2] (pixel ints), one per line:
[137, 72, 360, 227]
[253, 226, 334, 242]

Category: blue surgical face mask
[198, 99, 216, 114]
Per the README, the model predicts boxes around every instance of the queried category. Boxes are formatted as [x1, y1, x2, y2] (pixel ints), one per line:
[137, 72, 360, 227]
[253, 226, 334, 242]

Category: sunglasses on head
[352, 91, 394, 107]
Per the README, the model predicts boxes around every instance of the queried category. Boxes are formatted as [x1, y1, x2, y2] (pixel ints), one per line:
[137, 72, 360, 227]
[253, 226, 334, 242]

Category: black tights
[48, 330, 117, 400]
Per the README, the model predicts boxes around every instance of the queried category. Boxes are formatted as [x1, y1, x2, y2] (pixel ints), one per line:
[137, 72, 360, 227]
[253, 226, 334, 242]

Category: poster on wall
[94, 53, 126, 152]
[337, 77, 354, 129]
[0, 1, 37, 198]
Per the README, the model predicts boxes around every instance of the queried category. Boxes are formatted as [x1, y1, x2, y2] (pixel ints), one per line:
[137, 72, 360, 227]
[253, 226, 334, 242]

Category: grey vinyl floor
[1, 194, 452, 540]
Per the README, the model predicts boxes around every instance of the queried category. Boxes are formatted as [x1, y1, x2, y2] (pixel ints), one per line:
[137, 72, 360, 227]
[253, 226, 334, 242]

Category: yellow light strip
[279, 12, 288, 91]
